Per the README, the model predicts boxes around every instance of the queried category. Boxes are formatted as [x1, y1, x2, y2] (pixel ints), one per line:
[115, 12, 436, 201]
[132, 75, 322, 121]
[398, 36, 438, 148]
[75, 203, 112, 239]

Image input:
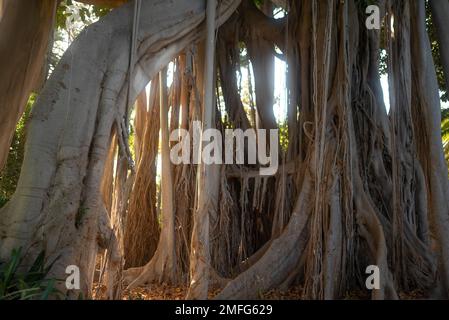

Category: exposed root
[215, 173, 312, 299]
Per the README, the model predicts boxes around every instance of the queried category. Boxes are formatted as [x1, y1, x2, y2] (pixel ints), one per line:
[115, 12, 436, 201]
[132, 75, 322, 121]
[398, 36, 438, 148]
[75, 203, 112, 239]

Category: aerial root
[214, 174, 312, 299]
[354, 175, 398, 299]
[122, 266, 145, 287]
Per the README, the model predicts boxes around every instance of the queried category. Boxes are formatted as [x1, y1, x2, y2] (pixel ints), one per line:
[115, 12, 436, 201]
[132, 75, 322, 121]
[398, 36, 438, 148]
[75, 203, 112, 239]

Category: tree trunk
[0, 0, 57, 170]
[123, 69, 179, 286]
[410, 0, 449, 297]
[187, 0, 220, 300]
[123, 84, 160, 269]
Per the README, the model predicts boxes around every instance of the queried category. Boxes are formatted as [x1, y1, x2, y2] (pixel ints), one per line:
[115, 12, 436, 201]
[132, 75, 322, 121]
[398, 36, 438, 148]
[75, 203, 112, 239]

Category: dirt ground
[92, 282, 427, 300]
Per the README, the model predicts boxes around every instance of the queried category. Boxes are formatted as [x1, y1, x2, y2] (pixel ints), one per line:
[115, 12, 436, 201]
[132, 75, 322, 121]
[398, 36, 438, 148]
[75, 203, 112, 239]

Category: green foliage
[91, 5, 111, 19]
[442, 108, 449, 173]
[426, 3, 448, 102]
[359, 2, 448, 103]
[129, 123, 136, 161]
[56, 0, 73, 29]
[52, 1, 112, 74]
[278, 121, 289, 152]
[253, 0, 264, 8]
[0, 195, 7, 209]
[0, 248, 60, 300]
[0, 94, 34, 208]
[442, 108, 449, 138]
[56, 0, 110, 30]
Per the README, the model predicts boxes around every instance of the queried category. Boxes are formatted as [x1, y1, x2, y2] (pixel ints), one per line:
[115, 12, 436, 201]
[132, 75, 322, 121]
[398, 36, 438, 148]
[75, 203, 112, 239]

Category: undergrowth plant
[0, 248, 61, 300]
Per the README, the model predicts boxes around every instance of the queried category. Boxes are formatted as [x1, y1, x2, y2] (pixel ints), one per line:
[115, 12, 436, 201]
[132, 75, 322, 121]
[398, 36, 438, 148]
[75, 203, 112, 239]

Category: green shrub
[0, 94, 34, 205]
[0, 195, 7, 209]
[0, 248, 61, 300]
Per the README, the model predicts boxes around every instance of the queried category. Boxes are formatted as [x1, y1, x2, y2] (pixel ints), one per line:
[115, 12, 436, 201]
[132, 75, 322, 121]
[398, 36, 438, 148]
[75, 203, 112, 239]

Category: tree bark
[123, 84, 160, 269]
[0, 0, 57, 171]
[410, 0, 449, 297]
[187, 0, 219, 300]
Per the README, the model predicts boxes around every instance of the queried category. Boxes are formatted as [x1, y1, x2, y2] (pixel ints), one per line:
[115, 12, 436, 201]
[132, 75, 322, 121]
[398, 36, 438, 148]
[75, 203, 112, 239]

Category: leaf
[1, 248, 22, 290]
[40, 279, 56, 300]
[28, 251, 46, 274]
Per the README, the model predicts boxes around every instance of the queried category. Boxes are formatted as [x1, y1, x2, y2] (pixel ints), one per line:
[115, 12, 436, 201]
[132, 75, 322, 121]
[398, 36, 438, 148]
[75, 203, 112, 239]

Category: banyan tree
[1, 0, 449, 300]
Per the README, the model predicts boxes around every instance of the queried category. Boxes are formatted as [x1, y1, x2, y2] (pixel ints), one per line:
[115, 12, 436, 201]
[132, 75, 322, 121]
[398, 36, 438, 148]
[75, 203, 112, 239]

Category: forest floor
[92, 283, 426, 300]
[121, 285, 308, 300]
[93, 283, 306, 300]
[91, 260, 425, 300]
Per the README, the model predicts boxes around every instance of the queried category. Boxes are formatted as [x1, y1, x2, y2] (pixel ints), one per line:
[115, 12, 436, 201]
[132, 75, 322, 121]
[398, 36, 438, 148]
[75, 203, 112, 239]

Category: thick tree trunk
[410, 0, 449, 297]
[187, 0, 220, 300]
[133, 91, 148, 165]
[0, 0, 57, 171]
[158, 68, 177, 282]
[124, 69, 178, 286]
[244, 1, 276, 130]
[123, 85, 160, 269]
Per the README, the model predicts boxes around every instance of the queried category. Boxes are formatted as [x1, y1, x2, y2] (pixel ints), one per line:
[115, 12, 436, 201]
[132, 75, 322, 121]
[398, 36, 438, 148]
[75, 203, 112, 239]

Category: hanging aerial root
[353, 175, 398, 300]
